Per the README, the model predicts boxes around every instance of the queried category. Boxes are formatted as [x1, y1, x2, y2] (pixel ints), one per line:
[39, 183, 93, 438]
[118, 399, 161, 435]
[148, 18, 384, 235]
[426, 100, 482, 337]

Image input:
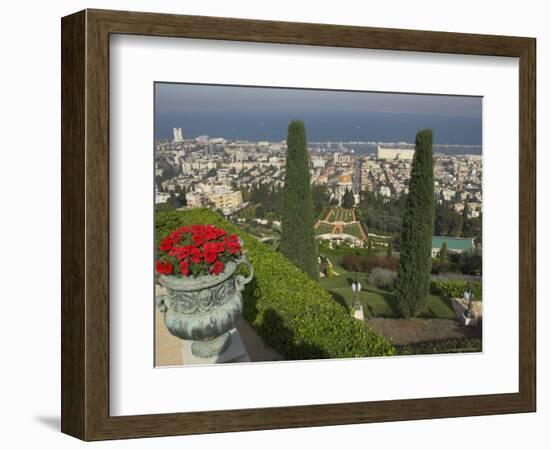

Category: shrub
[340, 254, 364, 272]
[157, 209, 395, 359]
[341, 255, 399, 273]
[430, 279, 482, 300]
[460, 250, 483, 275]
[430, 259, 461, 275]
[397, 337, 482, 355]
[368, 268, 397, 290]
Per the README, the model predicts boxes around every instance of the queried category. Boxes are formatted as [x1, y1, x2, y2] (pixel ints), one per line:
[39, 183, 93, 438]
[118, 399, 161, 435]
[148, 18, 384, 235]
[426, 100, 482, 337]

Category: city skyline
[155, 83, 483, 145]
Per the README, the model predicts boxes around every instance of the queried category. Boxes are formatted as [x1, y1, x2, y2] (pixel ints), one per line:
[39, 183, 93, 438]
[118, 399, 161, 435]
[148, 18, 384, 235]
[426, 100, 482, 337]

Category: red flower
[224, 236, 241, 255]
[179, 260, 190, 276]
[156, 225, 243, 278]
[189, 246, 203, 264]
[155, 260, 173, 275]
[204, 225, 218, 241]
[203, 242, 219, 264]
[210, 260, 224, 275]
[192, 233, 205, 246]
[169, 229, 184, 242]
[169, 246, 190, 260]
[160, 237, 175, 252]
[191, 225, 205, 236]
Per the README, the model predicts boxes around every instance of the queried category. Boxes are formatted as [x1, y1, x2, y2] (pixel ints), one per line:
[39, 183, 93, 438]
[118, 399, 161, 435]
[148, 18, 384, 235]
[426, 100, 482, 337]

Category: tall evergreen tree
[461, 202, 471, 236]
[311, 184, 330, 217]
[280, 120, 319, 280]
[439, 241, 448, 262]
[395, 129, 435, 317]
[386, 238, 393, 258]
[342, 188, 355, 208]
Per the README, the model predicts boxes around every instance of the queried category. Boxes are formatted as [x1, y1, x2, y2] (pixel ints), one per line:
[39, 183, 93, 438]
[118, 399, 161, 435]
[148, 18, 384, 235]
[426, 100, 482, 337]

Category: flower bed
[156, 224, 242, 277]
[157, 209, 395, 359]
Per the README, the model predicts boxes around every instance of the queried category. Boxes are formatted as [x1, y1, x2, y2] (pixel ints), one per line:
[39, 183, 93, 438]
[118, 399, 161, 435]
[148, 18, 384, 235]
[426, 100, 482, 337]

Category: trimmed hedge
[429, 279, 482, 301]
[157, 209, 395, 359]
[396, 338, 482, 355]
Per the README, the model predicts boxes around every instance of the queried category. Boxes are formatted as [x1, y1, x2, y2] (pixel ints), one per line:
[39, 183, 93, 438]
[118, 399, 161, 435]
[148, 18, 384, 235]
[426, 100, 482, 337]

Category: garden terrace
[315, 206, 366, 242]
[156, 209, 394, 360]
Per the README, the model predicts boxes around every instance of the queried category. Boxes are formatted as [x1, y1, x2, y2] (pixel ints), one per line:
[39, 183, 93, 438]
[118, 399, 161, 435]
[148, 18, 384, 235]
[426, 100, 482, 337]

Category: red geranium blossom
[203, 242, 219, 264]
[189, 246, 203, 264]
[156, 224, 243, 277]
[192, 233, 205, 246]
[160, 237, 175, 252]
[210, 260, 224, 275]
[155, 260, 173, 275]
[179, 260, 190, 276]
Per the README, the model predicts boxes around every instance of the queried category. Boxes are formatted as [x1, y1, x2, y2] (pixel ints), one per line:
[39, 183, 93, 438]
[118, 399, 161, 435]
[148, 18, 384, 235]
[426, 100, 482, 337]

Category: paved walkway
[155, 307, 281, 366]
[332, 223, 343, 234]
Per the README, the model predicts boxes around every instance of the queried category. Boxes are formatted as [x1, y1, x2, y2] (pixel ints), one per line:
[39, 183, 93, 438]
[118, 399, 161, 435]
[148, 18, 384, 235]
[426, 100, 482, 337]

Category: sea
[155, 110, 482, 153]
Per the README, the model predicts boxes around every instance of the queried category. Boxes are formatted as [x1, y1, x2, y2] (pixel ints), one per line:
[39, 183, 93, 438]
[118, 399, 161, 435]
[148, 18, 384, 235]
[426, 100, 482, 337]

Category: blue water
[155, 110, 482, 147]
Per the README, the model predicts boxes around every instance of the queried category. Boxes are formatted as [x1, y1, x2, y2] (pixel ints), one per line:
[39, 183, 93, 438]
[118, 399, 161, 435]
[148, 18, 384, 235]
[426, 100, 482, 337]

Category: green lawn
[323, 207, 356, 224]
[318, 243, 384, 260]
[328, 208, 338, 222]
[315, 223, 334, 235]
[320, 259, 455, 320]
[342, 209, 354, 222]
[318, 206, 330, 220]
[235, 203, 259, 219]
[343, 224, 362, 239]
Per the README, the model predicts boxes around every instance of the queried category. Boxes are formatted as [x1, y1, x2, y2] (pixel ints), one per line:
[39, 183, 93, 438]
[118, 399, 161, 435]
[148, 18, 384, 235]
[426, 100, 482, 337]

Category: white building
[333, 152, 352, 165]
[311, 156, 327, 169]
[377, 146, 415, 161]
[379, 186, 391, 197]
[155, 192, 170, 204]
[173, 127, 183, 143]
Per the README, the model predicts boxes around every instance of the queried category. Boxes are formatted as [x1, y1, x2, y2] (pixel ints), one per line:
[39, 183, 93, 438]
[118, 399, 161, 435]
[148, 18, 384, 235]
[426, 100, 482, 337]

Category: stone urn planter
[156, 255, 253, 358]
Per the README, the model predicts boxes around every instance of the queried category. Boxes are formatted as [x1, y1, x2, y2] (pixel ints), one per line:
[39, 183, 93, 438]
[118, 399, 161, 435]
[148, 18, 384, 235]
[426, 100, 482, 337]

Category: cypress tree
[461, 202, 471, 236]
[439, 241, 448, 262]
[395, 129, 435, 317]
[280, 120, 319, 280]
[386, 238, 393, 258]
[343, 188, 355, 208]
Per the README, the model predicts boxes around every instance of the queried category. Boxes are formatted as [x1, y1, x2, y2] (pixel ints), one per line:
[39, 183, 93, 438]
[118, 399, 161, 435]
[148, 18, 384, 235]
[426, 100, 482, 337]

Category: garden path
[155, 305, 282, 366]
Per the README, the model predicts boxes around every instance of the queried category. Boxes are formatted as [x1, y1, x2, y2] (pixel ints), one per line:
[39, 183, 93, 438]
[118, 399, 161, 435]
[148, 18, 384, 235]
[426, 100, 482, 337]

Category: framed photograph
[61, 9, 536, 440]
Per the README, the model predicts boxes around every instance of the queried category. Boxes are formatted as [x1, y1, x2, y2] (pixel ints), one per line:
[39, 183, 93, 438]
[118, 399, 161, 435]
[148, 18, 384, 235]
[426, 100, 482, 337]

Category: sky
[154, 83, 482, 145]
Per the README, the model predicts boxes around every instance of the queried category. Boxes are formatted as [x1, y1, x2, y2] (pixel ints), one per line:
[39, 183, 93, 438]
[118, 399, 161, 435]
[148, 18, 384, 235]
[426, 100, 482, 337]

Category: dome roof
[337, 174, 352, 185]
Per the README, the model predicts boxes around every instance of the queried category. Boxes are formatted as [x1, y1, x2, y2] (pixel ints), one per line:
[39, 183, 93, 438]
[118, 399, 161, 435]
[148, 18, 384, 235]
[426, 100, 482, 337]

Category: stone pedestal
[181, 328, 250, 365]
[353, 303, 365, 321]
[450, 298, 482, 326]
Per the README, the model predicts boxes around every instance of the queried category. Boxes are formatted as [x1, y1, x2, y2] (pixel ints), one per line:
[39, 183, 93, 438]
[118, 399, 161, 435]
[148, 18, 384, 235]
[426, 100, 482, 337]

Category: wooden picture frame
[61, 9, 536, 441]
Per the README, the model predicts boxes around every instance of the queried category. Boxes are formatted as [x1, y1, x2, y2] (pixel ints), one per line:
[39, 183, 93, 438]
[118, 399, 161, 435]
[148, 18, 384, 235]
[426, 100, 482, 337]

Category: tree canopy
[395, 129, 435, 317]
[280, 120, 319, 280]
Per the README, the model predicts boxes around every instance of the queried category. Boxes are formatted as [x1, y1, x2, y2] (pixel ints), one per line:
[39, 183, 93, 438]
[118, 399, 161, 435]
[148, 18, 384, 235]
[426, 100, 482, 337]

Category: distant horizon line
[155, 135, 482, 147]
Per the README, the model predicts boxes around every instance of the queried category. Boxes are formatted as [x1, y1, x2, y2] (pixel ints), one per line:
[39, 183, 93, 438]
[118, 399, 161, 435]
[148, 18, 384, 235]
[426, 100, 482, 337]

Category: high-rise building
[173, 127, 183, 143]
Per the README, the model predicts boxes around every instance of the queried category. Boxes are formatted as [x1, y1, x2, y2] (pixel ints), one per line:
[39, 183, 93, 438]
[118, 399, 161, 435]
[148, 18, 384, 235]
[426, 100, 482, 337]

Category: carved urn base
[191, 331, 231, 358]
